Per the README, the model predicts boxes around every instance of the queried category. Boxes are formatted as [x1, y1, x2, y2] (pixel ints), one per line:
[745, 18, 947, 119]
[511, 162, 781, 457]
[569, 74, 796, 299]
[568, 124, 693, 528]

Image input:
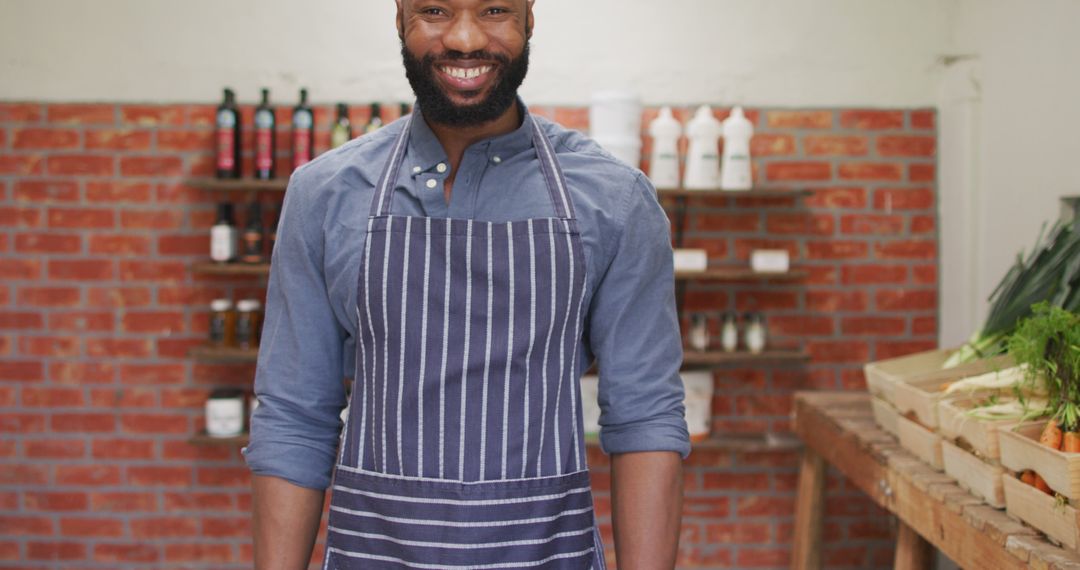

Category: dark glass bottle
[365, 103, 383, 134]
[330, 103, 352, 149]
[253, 88, 276, 179]
[215, 89, 241, 179]
[400, 102, 411, 118]
[291, 88, 314, 171]
[240, 201, 264, 264]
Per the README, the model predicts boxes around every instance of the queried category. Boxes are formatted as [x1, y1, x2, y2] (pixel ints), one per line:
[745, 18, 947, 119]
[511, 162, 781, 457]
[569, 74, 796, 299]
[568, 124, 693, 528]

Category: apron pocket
[325, 467, 597, 569]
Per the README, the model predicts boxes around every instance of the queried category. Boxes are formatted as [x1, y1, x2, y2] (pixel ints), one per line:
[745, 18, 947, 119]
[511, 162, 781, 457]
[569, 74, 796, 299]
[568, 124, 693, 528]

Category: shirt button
[412, 166, 422, 174]
[492, 156, 502, 164]
[436, 163, 448, 173]
[425, 179, 438, 189]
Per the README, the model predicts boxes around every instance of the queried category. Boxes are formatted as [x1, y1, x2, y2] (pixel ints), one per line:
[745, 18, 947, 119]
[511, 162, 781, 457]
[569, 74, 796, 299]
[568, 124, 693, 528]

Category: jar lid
[210, 299, 232, 311]
[237, 299, 262, 312]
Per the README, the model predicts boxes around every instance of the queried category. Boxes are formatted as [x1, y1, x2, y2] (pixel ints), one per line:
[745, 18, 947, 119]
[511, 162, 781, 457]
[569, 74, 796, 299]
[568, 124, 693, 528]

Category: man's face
[398, 0, 533, 127]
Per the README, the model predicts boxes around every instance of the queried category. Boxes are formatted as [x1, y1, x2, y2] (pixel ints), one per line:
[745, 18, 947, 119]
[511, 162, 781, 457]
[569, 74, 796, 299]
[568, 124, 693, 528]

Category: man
[243, 1, 689, 568]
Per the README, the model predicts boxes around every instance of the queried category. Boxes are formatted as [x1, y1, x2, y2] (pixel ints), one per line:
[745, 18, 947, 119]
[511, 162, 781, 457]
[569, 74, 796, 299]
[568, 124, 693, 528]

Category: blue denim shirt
[242, 102, 689, 490]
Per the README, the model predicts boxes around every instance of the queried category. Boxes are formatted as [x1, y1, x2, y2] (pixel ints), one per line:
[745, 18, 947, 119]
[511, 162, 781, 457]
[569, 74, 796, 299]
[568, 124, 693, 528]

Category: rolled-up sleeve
[589, 173, 690, 458]
[241, 166, 349, 490]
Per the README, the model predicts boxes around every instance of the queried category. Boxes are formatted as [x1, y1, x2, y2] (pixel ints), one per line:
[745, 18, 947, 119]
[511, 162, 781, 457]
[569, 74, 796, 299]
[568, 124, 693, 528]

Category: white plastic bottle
[684, 106, 722, 190]
[647, 106, 682, 189]
[720, 106, 754, 191]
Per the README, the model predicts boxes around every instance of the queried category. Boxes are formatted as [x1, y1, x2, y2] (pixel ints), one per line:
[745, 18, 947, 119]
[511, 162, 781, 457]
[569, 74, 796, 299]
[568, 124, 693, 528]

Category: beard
[401, 42, 530, 127]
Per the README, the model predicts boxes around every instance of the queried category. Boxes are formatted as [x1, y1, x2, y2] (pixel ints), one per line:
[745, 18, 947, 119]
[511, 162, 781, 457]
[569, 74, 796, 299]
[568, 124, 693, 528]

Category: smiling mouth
[438, 65, 494, 80]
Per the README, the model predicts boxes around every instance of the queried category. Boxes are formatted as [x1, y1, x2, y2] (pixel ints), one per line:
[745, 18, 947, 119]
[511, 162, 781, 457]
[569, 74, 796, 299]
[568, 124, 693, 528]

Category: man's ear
[525, 0, 535, 39]
[396, 0, 405, 40]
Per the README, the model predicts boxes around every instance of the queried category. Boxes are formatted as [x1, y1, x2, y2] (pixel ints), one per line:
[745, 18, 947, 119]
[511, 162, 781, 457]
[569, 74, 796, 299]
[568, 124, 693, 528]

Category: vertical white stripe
[418, 217, 431, 477]
[439, 220, 452, 479]
[361, 217, 376, 469]
[537, 219, 557, 477]
[375, 119, 410, 215]
[552, 220, 576, 475]
[395, 216, 412, 475]
[536, 127, 571, 219]
[566, 222, 588, 471]
[501, 222, 514, 480]
[522, 219, 536, 478]
[380, 216, 393, 472]
[479, 222, 494, 480]
[458, 220, 474, 479]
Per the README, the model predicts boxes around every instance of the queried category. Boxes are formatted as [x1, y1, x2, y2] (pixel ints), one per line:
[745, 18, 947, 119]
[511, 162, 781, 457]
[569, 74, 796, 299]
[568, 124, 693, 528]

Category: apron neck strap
[369, 116, 577, 220]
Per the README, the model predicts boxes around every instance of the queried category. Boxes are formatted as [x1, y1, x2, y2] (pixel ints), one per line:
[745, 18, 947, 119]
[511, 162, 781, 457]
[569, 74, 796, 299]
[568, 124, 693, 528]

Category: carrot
[1040, 419, 1063, 450]
[1034, 473, 1053, 495]
[1020, 470, 1036, 486]
[1064, 432, 1080, 453]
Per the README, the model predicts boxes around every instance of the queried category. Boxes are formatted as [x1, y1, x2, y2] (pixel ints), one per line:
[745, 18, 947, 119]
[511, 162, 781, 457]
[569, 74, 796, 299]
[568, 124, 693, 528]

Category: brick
[119, 260, 186, 281]
[156, 182, 211, 203]
[840, 369, 869, 390]
[839, 110, 903, 130]
[85, 129, 153, 151]
[14, 180, 79, 202]
[53, 413, 116, 433]
[197, 466, 251, 487]
[735, 394, 794, 415]
[909, 163, 935, 182]
[49, 362, 115, 384]
[733, 238, 799, 260]
[878, 135, 936, 157]
[202, 516, 250, 538]
[876, 289, 937, 311]
[26, 541, 88, 561]
[47, 104, 114, 125]
[736, 496, 796, 517]
[0, 516, 53, 536]
[159, 234, 210, 255]
[683, 496, 730, 518]
[841, 265, 906, 284]
[86, 339, 151, 359]
[85, 181, 153, 202]
[913, 315, 937, 335]
[0, 361, 44, 382]
[188, 208, 218, 229]
[94, 543, 160, 563]
[913, 264, 937, 284]
[806, 241, 868, 260]
[92, 439, 156, 460]
[60, 517, 124, 538]
[160, 387, 212, 409]
[127, 517, 200, 540]
[24, 492, 89, 512]
[47, 154, 114, 176]
[120, 209, 184, 230]
[768, 315, 833, 336]
[15, 232, 81, 253]
[89, 286, 152, 307]
[765, 161, 831, 181]
[766, 110, 832, 129]
[877, 340, 937, 359]
[49, 207, 116, 229]
[89, 234, 151, 255]
[808, 341, 870, 363]
[157, 130, 214, 151]
[120, 363, 186, 384]
[875, 187, 934, 210]
[0, 413, 46, 432]
[186, 105, 217, 126]
[120, 155, 183, 177]
[911, 109, 935, 130]
[48, 259, 113, 280]
[0, 103, 43, 122]
[840, 213, 903, 235]
[158, 286, 227, 306]
[25, 439, 85, 459]
[734, 291, 799, 311]
[89, 387, 156, 408]
[765, 212, 834, 235]
[128, 466, 192, 487]
[122, 105, 185, 126]
[0, 464, 49, 484]
[55, 465, 122, 486]
[18, 336, 79, 357]
[0, 154, 44, 175]
[804, 135, 868, 156]
[0, 311, 44, 329]
[911, 215, 935, 234]
[21, 386, 84, 407]
[842, 316, 906, 335]
[875, 240, 937, 260]
[695, 212, 759, 233]
[0, 207, 42, 228]
[91, 492, 157, 512]
[702, 473, 770, 491]
[157, 338, 204, 359]
[120, 413, 189, 435]
[49, 311, 113, 332]
[162, 439, 232, 461]
[838, 162, 903, 181]
[750, 133, 795, 156]
[120, 311, 184, 334]
[12, 128, 79, 150]
[163, 543, 232, 563]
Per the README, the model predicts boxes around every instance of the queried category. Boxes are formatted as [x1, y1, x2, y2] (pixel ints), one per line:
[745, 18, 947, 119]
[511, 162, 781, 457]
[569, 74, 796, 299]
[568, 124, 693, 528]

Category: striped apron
[323, 116, 608, 569]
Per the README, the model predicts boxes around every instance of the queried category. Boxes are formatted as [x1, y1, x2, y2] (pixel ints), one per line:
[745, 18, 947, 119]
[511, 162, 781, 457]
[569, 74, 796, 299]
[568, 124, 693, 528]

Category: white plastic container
[589, 90, 642, 140]
[682, 371, 714, 442]
[594, 135, 642, 170]
[684, 105, 722, 190]
[720, 106, 754, 191]
[647, 106, 682, 189]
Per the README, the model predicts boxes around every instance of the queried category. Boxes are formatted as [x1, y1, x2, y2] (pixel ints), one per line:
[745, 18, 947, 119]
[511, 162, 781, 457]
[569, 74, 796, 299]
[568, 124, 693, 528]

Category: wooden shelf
[675, 268, 806, 282]
[187, 178, 288, 193]
[192, 262, 270, 276]
[189, 431, 249, 446]
[189, 345, 259, 362]
[681, 349, 809, 366]
[657, 187, 811, 198]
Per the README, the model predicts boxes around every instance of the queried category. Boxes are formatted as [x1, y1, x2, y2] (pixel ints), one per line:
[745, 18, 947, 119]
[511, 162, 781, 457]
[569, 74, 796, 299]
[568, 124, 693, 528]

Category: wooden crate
[937, 396, 1022, 460]
[1000, 422, 1080, 499]
[1003, 473, 1080, 550]
[942, 439, 1005, 508]
[864, 348, 952, 403]
[871, 396, 900, 438]
[897, 413, 944, 470]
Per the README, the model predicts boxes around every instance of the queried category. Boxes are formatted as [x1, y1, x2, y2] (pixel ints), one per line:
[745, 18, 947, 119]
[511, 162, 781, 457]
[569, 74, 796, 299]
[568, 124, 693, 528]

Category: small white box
[673, 248, 708, 272]
[750, 249, 790, 273]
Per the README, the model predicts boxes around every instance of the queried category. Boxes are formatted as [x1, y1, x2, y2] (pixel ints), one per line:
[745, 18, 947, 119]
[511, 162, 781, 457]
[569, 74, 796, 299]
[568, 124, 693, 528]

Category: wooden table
[790, 391, 1080, 570]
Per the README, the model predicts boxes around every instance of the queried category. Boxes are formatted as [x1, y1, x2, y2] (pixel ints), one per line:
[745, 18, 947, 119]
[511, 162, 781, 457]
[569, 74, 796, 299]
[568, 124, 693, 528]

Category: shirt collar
[407, 97, 536, 174]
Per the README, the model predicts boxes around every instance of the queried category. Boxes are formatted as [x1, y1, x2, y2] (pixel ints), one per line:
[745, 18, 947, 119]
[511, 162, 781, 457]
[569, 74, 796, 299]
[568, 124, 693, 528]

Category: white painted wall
[0, 0, 950, 107]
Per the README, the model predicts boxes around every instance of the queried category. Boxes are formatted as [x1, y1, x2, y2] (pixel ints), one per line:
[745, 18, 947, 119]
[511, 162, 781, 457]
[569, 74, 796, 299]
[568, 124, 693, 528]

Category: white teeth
[440, 66, 492, 80]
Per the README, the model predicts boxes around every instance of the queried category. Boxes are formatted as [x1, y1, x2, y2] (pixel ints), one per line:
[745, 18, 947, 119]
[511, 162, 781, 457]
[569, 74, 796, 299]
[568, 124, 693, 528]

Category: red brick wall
[0, 102, 936, 568]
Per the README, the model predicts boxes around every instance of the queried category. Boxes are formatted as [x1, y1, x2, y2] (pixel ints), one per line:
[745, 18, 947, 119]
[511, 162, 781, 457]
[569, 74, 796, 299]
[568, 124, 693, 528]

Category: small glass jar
[744, 312, 767, 354]
[206, 387, 245, 437]
[720, 311, 739, 353]
[688, 313, 709, 351]
[208, 299, 236, 347]
[235, 299, 263, 349]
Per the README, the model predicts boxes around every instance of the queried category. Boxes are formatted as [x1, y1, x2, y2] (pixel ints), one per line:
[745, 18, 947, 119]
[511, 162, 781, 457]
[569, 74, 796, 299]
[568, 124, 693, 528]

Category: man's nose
[443, 13, 489, 55]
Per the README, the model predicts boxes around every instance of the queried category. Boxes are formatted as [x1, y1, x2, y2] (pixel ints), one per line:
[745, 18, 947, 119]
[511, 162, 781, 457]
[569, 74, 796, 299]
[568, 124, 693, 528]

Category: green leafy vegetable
[1008, 303, 1080, 430]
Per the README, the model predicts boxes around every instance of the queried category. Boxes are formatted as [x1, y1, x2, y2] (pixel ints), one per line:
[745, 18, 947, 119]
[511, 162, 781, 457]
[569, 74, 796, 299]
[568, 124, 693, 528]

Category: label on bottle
[216, 110, 236, 172]
[236, 313, 254, 348]
[255, 110, 274, 173]
[209, 312, 227, 344]
[331, 126, 349, 149]
[240, 229, 263, 263]
[210, 225, 237, 262]
[292, 129, 312, 169]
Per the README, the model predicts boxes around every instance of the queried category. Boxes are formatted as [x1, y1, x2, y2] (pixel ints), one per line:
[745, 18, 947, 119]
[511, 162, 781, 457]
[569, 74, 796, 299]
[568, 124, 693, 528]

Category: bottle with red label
[291, 88, 314, 171]
[253, 88, 276, 180]
[215, 88, 241, 179]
